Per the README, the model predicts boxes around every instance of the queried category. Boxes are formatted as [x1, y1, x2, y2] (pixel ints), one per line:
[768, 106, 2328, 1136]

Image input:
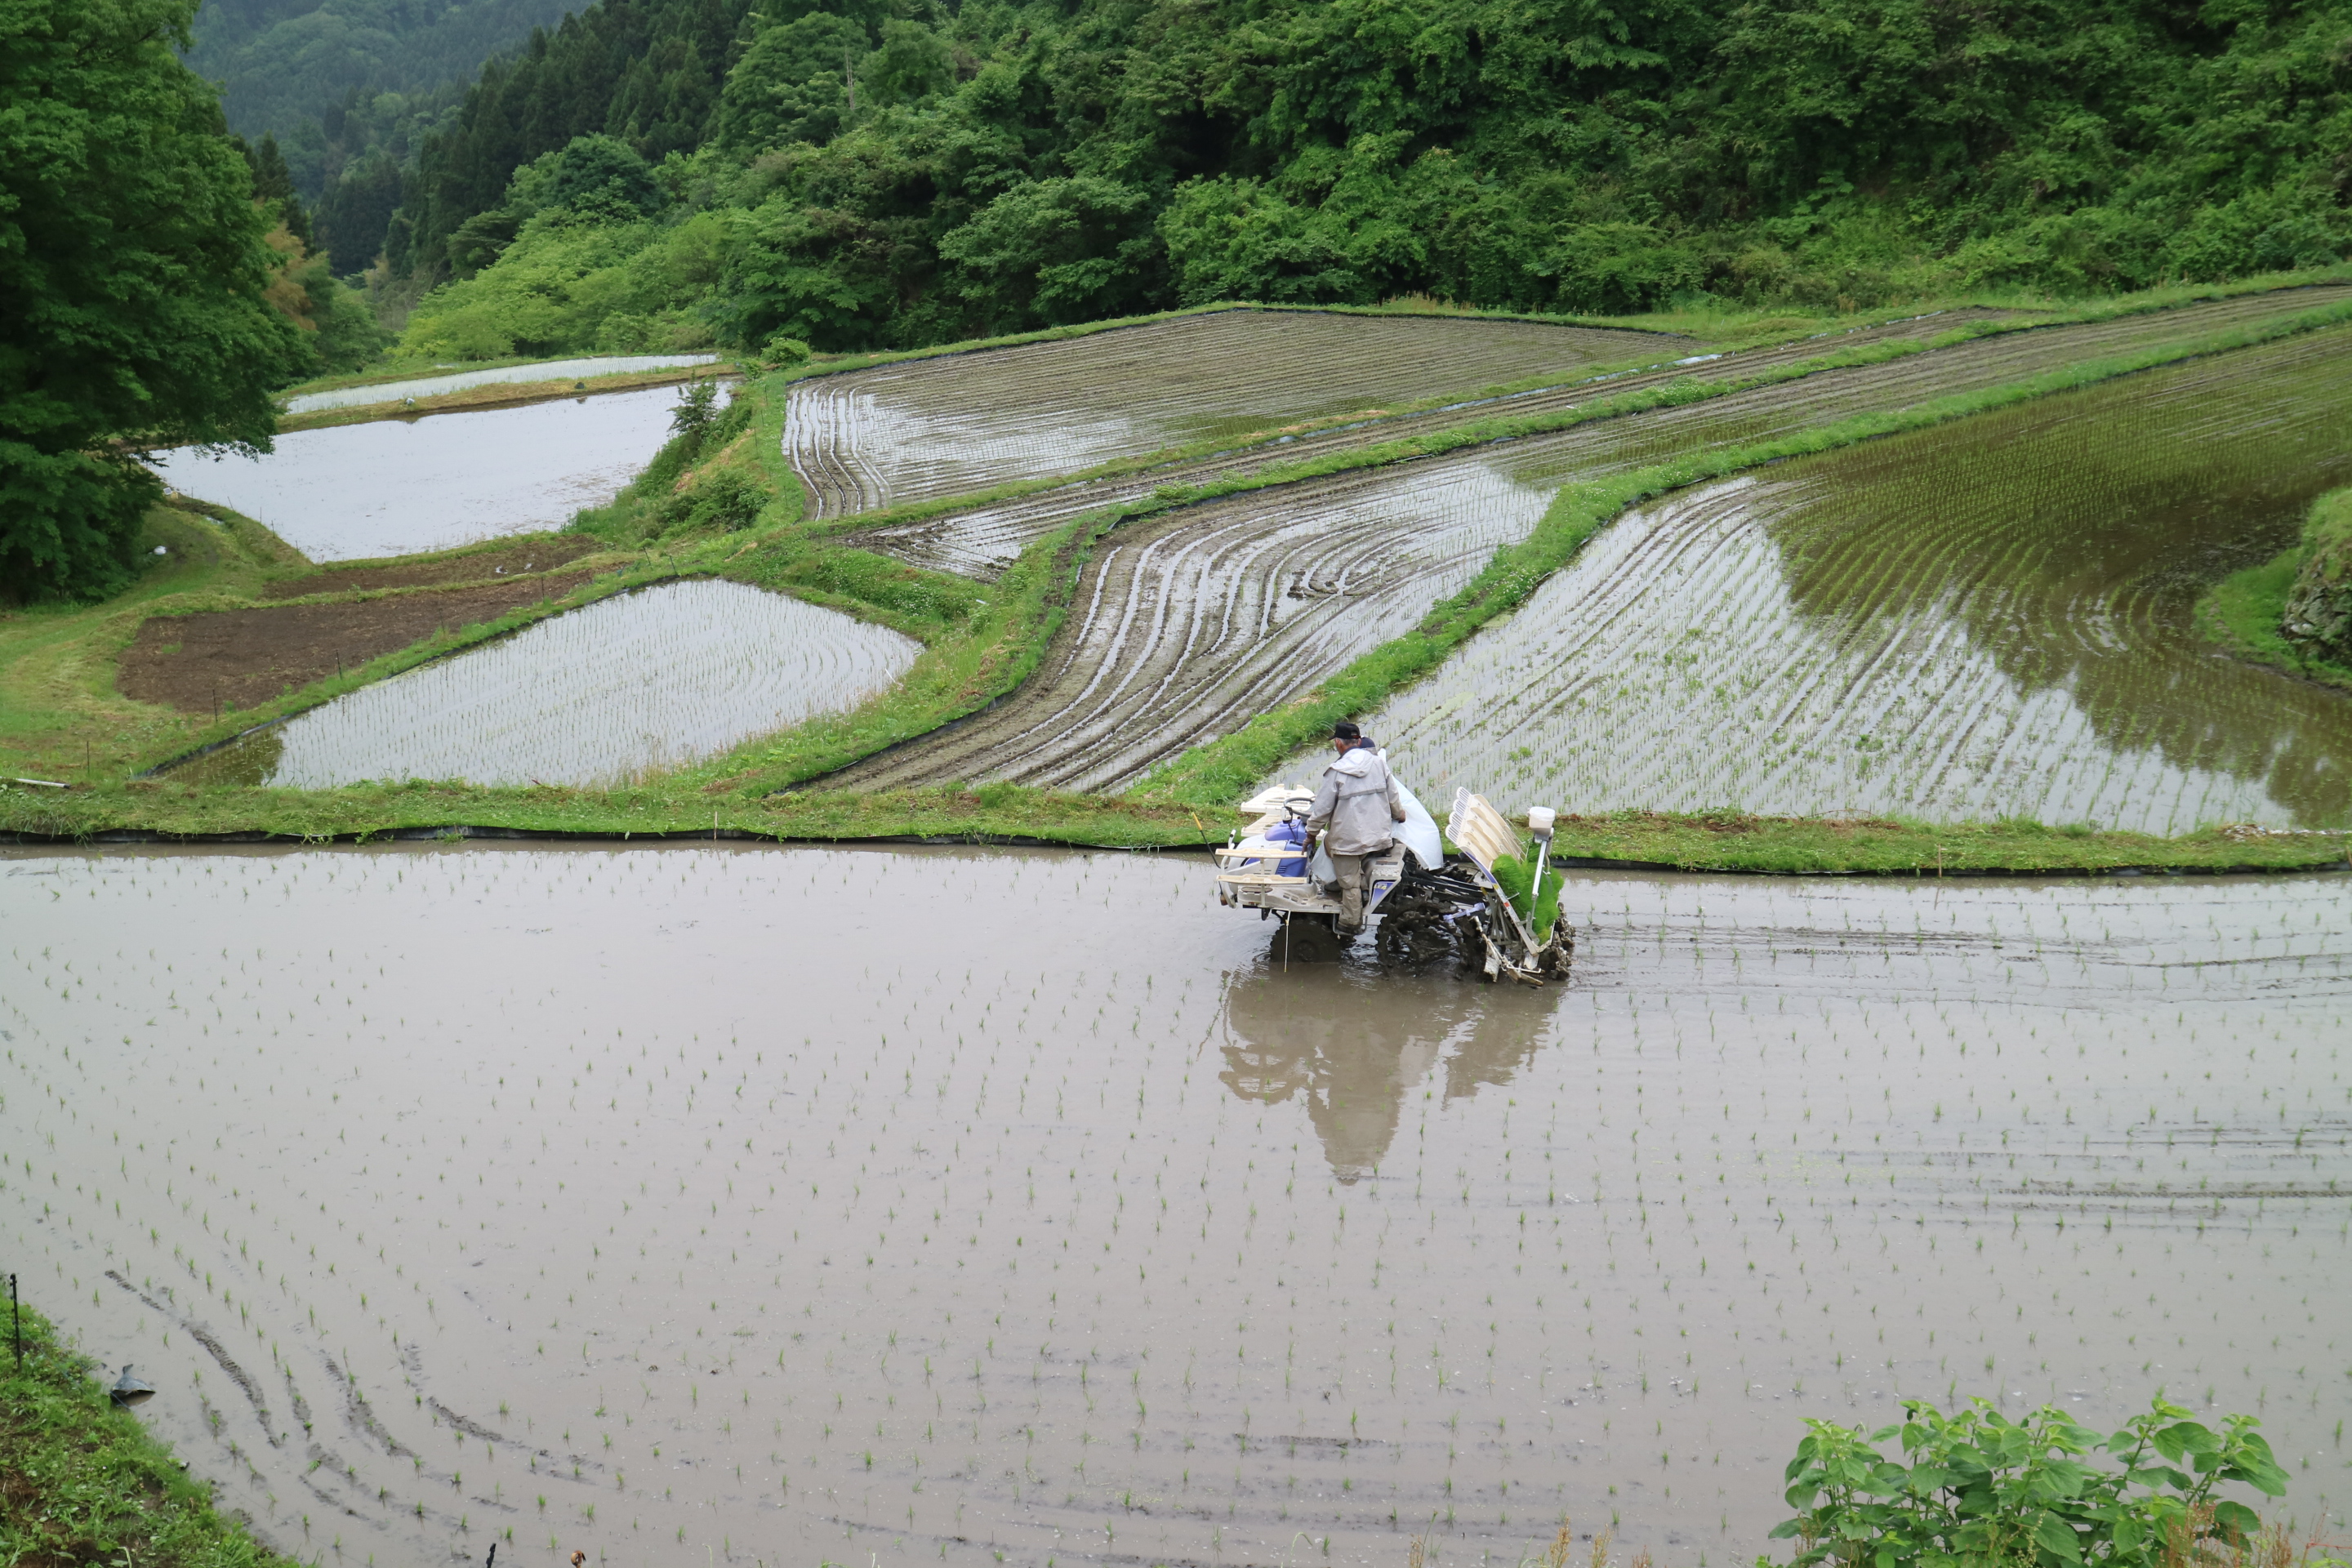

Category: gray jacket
[1307, 746, 1406, 856]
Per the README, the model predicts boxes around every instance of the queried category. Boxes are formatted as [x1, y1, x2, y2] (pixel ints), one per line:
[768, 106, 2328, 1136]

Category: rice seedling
[788, 310, 1667, 520]
[2, 831, 2342, 1566]
[173, 580, 920, 789]
[1348, 327, 2352, 834]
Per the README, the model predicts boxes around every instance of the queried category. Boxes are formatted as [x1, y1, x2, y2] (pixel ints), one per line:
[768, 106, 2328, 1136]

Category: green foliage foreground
[0, 0, 308, 604]
[2198, 487, 2352, 689]
[0, 1301, 292, 1568]
[1774, 1396, 2293, 1568]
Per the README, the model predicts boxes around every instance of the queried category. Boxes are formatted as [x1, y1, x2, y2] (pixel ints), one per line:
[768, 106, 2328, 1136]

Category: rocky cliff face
[2282, 489, 2352, 664]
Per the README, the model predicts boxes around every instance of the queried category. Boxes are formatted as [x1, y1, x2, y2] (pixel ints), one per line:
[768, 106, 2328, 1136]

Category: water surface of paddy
[1352, 327, 2352, 831]
[283, 354, 720, 414]
[170, 581, 919, 786]
[5, 845, 2343, 1568]
[146, 385, 687, 559]
[786, 308, 1681, 518]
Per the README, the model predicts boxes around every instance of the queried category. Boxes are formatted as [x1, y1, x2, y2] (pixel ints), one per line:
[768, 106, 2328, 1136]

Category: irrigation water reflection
[170, 581, 920, 787]
[145, 385, 690, 560]
[3, 846, 2344, 1568]
[281, 354, 720, 415]
[1357, 327, 2352, 832]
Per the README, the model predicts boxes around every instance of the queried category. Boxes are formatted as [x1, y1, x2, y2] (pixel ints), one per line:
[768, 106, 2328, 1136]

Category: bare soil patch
[118, 573, 593, 712]
[261, 537, 601, 599]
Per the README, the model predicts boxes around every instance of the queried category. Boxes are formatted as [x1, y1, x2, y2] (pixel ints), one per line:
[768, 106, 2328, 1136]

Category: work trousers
[1330, 852, 1373, 933]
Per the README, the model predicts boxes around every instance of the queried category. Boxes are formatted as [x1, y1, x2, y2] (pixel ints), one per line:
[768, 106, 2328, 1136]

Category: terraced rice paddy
[848, 291, 2345, 581]
[828, 292, 2352, 793]
[283, 355, 720, 415]
[169, 581, 918, 788]
[1359, 327, 2352, 833]
[145, 385, 693, 560]
[786, 309, 1681, 519]
[5, 845, 2345, 1568]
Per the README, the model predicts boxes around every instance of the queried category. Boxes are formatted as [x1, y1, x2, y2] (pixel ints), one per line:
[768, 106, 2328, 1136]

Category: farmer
[1304, 720, 1410, 936]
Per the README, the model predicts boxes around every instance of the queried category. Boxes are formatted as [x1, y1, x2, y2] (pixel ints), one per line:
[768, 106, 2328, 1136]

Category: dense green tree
[715, 11, 864, 152]
[344, 0, 2350, 359]
[2, 0, 308, 602]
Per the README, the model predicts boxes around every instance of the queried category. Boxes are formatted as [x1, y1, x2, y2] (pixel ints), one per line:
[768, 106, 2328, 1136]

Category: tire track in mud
[105, 1267, 278, 1443]
[849, 289, 2345, 580]
[819, 287, 2352, 795]
[785, 307, 1679, 519]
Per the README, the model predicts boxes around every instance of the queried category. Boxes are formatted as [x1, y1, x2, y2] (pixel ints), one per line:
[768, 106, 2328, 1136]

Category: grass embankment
[2198, 487, 2352, 693]
[275, 359, 737, 432]
[0, 1301, 292, 1568]
[6, 278, 2350, 870]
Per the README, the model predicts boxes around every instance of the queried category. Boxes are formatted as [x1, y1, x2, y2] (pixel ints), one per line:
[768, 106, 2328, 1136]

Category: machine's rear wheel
[1271, 913, 1350, 964]
[1372, 880, 1475, 974]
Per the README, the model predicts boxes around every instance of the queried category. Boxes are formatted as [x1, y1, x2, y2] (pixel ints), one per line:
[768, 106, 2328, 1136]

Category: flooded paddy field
[146, 385, 689, 560]
[822, 309, 2352, 795]
[1361, 327, 2352, 832]
[3, 844, 2344, 1568]
[787, 309, 1682, 520]
[849, 290, 2345, 581]
[283, 356, 721, 416]
[169, 581, 919, 787]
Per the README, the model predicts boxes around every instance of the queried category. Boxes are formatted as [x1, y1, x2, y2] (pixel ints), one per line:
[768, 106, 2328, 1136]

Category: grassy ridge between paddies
[7, 276, 2352, 872]
[2198, 486, 2352, 693]
[0, 1300, 295, 1568]
[274, 358, 739, 433]
[1130, 295, 2352, 829]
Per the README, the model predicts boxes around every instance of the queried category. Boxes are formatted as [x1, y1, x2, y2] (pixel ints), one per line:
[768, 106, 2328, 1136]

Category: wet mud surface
[1356, 327, 2352, 832]
[167, 580, 920, 787]
[117, 572, 596, 714]
[3, 844, 2343, 1568]
[146, 385, 687, 560]
[823, 292, 2352, 794]
[259, 537, 603, 599]
[845, 307, 2028, 580]
[786, 309, 1686, 520]
[853, 292, 2342, 582]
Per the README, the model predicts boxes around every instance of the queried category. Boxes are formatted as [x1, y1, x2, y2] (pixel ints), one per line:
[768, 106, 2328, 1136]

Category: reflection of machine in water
[1213, 963, 1557, 1182]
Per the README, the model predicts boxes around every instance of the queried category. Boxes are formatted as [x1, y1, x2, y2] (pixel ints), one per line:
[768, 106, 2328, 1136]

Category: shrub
[1769, 1396, 2289, 1568]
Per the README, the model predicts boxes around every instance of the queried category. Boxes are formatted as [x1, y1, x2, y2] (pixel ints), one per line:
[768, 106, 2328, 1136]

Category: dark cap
[1331, 720, 1361, 741]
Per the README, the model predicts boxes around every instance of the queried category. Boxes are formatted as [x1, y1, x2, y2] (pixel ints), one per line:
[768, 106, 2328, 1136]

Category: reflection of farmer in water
[1304, 721, 1408, 937]
[1215, 968, 1552, 1183]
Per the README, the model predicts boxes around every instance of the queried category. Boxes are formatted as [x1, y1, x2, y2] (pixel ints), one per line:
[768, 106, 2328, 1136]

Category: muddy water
[6, 845, 2345, 1568]
[283, 356, 720, 416]
[822, 309, 2352, 795]
[787, 309, 1682, 519]
[169, 581, 920, 788]
[1358, 327, 2352, 832]
[145, 385, 691, 560]
[849, 291, 2346, 581]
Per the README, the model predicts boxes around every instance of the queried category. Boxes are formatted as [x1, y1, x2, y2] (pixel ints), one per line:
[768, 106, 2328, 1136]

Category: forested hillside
[186, 0, 579, 198]
[336, 0, 2351, 358]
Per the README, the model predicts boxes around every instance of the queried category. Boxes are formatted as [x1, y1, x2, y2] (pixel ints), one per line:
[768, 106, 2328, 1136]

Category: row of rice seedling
[1352, 326, 2352, 833]
[847, 287, 2351, 581]
[172, 581, 920, 788]
[819, 310, 2352, 796]
[786, 309, 1677, 519]
[3, 845, 2341, 1566]
[145, 385, 687, 562]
